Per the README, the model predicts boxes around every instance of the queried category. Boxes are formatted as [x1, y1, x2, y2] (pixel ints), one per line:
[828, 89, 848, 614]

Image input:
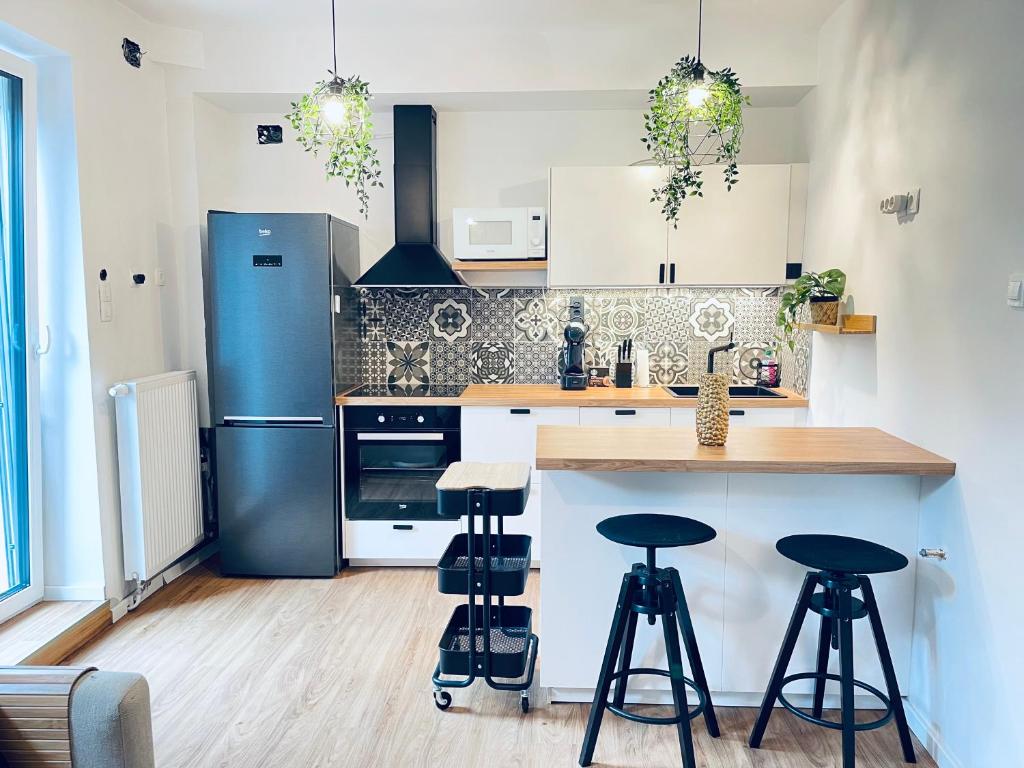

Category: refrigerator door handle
[223, 416, 325, 425]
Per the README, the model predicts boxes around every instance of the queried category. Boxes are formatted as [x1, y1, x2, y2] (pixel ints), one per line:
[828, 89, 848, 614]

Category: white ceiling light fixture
[286, 0, 382, 216]
[643, 0, 749, 226]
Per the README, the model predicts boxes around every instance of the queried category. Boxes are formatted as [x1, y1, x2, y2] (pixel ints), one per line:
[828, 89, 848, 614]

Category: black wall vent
[258, 125, 283, 145]
[122, 38, 143, 68]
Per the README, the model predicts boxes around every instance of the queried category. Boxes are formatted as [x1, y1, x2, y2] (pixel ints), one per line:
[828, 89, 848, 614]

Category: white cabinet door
[344, 519, 461, 563]
[579, 407, 671, 427]
[499, 483, 542, 565]
[668, 164, 793, 286]
[461, 406, 579, 483]
[670, 407, 805, 427]
[721, 475, 920, 698]
[728, 408, 805, 426]
[548, 166, 669, 288]
[462, 407, 578, 567]
[541, 470, 728, 692]
[670, 408, 697, 427]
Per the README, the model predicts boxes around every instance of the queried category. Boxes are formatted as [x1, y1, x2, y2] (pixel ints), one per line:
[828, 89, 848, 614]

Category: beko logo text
[258, 229, 272, 237]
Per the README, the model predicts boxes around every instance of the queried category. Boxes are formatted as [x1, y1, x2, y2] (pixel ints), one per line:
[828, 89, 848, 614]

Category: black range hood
[355, 105, 461, 287]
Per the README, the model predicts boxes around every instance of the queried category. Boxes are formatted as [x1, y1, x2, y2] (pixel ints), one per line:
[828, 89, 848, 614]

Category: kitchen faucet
[707, 333, 736, 374]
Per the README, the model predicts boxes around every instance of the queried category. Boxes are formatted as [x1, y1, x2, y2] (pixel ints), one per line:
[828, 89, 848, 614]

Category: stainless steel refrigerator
[206, 212, 360, 577]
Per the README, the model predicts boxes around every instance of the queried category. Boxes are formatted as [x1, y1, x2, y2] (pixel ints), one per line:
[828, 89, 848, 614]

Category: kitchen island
[536, 426, 954, 707]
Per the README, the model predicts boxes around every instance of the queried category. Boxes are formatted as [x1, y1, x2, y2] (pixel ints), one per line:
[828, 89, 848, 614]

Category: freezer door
[216, 425, 338, 577]
[208, 213, 335, 426]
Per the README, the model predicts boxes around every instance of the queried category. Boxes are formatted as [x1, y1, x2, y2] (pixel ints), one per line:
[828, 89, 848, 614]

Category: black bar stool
[580, 513, 719, 768]
[749, 534, 917, 768]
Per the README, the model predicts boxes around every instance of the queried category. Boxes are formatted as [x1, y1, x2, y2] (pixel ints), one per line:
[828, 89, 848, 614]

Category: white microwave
[453, 207, 546, 261]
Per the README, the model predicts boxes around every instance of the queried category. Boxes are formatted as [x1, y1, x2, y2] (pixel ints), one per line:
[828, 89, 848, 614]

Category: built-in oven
[342, 406, 461, 521]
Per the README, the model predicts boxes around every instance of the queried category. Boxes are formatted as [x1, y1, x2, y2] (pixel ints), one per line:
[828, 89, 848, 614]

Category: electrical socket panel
[1009, 273, 1024, 309]
[880, 187, 921, 216]
[905, 187, 921, 215]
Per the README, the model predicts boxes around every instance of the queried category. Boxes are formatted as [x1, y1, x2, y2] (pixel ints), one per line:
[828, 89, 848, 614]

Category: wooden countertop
[535, 426, 956, 475]
[336, 383, 808, 409]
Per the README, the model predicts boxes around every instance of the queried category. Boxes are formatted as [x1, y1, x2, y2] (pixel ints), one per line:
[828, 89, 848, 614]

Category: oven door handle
[355, 432, 446, 441]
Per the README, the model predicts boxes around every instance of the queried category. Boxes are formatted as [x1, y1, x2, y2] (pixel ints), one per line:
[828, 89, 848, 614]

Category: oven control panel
[343, 406, 460, 431]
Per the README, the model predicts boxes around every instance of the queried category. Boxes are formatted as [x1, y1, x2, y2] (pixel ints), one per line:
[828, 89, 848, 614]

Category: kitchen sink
[664, 385, 785, 398]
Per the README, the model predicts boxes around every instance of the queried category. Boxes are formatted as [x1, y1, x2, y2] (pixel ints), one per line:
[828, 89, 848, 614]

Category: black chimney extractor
[354, 105, 460, 286]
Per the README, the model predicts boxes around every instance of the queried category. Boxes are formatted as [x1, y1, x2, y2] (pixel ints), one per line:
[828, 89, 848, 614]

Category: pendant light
[685, 0, 711, 108]
[286, 0, 382, 216]
[643, 0, 748, 225]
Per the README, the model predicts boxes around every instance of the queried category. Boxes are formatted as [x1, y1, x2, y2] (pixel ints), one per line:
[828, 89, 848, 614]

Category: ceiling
[123, 0, 842, 37]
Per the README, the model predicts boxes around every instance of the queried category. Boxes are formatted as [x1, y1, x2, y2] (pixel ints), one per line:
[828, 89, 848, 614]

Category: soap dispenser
[754, 347, 780, 388]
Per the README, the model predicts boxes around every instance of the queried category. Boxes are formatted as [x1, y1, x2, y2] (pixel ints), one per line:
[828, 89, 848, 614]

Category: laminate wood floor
[67, 563, 936, 768]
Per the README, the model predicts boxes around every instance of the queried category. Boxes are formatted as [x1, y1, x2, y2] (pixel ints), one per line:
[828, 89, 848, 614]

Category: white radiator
[110, 370, 205, 582]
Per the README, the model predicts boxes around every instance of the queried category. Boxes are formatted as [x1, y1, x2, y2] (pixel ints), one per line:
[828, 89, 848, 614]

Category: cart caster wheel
[520, 695, 530, 713]
[434, 691, 452, 711]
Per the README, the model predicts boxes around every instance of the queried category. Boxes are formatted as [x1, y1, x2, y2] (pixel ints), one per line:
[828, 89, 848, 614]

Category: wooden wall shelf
[798, 314, 877, 335]
[451, 260, 548, 272]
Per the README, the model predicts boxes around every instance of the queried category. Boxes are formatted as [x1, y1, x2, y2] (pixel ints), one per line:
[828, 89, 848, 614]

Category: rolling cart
[432, 462, 539, 713]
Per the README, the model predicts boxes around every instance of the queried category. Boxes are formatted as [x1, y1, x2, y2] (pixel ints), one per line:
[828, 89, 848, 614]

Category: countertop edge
[335, 385, 809, 409]
[535, 458, 957, 475]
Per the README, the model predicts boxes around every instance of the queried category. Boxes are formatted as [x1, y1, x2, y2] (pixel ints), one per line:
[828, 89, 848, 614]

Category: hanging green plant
[643, 0, 748, 226]
[287, 74, 381, 216]
[644, 54, 748, 226]
[285, 0, 381, 217]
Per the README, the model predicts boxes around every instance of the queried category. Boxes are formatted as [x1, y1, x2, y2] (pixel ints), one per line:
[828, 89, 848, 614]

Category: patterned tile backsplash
[357, 287, 812, 393]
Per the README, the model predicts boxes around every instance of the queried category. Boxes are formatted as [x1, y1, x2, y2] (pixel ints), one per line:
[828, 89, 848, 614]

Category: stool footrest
[778, 672, 894, 732]
[604, 668, 706, 725]
[809, 591, 868, 621]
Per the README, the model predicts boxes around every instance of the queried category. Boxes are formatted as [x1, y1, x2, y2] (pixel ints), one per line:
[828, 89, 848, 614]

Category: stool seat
[776, 534, 908, 576]
[597, 514, 717, 549]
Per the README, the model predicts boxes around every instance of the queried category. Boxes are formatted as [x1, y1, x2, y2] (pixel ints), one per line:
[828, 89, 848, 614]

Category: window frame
[0, 47, 41, 623]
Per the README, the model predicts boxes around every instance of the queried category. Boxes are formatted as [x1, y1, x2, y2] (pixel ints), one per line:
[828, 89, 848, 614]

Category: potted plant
[776, 269, 847, 349]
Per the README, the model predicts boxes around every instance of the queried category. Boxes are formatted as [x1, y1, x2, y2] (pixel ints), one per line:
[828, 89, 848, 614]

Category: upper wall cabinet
[548, 164, 807, 288]
[548, 166, 669, 288]
[669, 164, 796, 286]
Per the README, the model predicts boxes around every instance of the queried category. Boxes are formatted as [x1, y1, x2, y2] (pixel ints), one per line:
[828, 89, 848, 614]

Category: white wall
[803, 2, 1024, 765]
[0, 0, 189, 602]
[195, 104, 809, 267]
[160, 0, 836, 95]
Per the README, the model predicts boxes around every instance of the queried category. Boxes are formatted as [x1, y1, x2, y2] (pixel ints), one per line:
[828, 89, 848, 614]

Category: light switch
[1009, 274, 1024, 308]
[98, 283, 113, 323]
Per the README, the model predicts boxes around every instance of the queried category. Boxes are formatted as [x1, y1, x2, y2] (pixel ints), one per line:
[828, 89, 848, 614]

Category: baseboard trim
[548, 687, 900, 709]
[43, 585, 106, 601]
[111, 541, 219, 622]
[905, 700, 964, 768]
[347, 558, 438, 567]
[19, 602, 112, 666]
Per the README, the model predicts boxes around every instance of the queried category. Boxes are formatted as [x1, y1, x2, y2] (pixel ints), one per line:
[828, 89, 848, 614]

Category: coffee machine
[560, 296, 588, 390]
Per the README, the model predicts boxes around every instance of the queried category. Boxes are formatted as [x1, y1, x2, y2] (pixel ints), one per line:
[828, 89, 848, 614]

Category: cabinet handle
[614, 409, 636, 416]
[659, 263, 666, 284]
[728, 409, 746, 416]
[392, 524, 414, 531]
[510, 408, 531, 415]
[669, 263, 676, 284]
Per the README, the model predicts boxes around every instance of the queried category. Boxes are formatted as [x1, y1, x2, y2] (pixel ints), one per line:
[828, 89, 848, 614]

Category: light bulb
[321, 96, 348, 127]
[687, 81, 710, 108]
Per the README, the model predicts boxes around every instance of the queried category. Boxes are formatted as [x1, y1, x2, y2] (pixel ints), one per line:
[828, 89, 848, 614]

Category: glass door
[344, 431, 460, 521]
[0, 51, 41, 623]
